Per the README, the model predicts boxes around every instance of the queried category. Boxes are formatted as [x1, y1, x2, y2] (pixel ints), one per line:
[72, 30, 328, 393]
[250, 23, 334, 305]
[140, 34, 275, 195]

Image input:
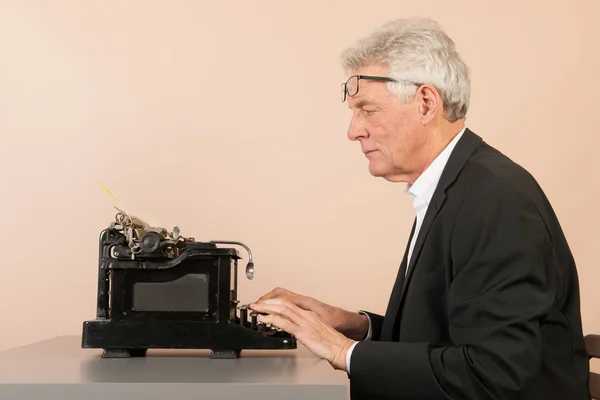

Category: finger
[257, 292, 277, 302]
[249, 299, 305, 323]
[248, 300, 294, 317]
[250, 298, 322, 328]
[254, 289, 323, 315]
[258, 313, 299, 336]
[249, 297, 284, 309]
[294, 296, 324, 312]
[269, 289, 317, 311]
[257, 287, 291, 301]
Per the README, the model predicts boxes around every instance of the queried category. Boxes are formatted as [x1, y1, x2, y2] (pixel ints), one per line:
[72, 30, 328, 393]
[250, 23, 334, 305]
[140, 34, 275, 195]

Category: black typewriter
[81, 208, 296, 358]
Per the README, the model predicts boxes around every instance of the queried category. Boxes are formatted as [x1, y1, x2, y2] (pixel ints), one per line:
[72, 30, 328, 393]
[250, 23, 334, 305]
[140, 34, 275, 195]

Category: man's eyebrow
[349, 99, 378, 109]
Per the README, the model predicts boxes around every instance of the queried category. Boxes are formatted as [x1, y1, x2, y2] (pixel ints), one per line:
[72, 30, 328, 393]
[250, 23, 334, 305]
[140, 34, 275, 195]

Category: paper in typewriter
[98, 183, 163, 228]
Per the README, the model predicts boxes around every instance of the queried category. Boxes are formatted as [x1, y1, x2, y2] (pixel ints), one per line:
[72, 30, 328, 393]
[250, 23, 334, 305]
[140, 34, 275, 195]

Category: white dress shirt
[345, 127, 466, 374]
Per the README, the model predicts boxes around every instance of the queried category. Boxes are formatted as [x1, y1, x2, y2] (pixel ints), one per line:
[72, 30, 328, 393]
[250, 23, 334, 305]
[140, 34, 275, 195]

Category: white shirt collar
[405, 127, 466, 207]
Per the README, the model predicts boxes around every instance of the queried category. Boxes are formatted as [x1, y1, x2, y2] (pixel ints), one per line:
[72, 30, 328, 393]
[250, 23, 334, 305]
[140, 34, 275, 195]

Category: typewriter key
[250, 312, 257, 330]
[239, 305, 248, 327]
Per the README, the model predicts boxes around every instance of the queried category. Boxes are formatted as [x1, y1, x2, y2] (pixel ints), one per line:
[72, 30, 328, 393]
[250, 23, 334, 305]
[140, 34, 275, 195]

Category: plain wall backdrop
[0, 0, 599, 353]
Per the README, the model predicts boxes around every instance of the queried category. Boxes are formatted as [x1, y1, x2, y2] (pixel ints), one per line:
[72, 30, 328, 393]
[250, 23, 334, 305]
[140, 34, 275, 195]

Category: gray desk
[0, 335, 349, 400]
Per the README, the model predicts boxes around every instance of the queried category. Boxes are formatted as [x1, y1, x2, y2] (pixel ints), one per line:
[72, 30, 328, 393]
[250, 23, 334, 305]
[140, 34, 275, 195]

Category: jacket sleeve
[349, 178, 555, 399]
[358, 311, 384, 341]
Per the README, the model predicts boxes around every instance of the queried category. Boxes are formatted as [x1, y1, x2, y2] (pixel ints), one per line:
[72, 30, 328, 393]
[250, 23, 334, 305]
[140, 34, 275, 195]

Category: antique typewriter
[81, 208, 296, 358]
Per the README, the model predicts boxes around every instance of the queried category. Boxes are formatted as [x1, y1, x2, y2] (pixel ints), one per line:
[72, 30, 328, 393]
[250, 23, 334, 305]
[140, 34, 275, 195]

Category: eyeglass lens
[342, 76, 359, 101]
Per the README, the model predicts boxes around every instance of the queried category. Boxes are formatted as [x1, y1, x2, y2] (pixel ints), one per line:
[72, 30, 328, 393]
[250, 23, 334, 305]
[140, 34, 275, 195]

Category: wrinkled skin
[248, 288, 368, 370]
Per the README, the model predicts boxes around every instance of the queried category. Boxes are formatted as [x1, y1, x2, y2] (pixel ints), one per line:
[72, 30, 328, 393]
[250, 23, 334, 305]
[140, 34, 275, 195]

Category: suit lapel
[401, 192, 446, 294]
[380, 217, 415, 341]
[387, 129, 484, 338]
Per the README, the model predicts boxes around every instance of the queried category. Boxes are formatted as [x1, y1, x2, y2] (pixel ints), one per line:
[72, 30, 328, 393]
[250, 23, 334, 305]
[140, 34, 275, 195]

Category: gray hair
[340, 17, 470, 122]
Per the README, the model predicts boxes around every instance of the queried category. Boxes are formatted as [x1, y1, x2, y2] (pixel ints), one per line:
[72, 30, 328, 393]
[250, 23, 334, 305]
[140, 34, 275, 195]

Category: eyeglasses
[341, 75, 397, 102]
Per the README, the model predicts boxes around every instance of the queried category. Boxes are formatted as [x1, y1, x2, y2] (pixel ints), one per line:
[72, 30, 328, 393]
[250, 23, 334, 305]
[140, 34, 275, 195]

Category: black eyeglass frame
[341, 74, 426, 102]
[341, 74, 397, 102]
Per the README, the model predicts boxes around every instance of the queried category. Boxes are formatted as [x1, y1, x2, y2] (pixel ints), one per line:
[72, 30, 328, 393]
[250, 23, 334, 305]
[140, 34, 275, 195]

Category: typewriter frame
[81, 227, 296, 359]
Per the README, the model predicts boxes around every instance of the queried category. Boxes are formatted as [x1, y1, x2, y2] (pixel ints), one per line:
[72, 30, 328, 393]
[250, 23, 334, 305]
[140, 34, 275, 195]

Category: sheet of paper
[98, 183, 163, 228]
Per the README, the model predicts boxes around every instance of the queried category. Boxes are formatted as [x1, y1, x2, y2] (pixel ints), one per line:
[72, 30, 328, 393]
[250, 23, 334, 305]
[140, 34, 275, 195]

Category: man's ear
[417, 84, 441, 124]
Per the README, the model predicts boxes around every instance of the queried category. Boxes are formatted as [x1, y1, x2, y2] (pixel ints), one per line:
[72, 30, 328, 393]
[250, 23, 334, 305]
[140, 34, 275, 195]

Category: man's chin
[367, 163, 388, 178]
[368, 164, 404, 182]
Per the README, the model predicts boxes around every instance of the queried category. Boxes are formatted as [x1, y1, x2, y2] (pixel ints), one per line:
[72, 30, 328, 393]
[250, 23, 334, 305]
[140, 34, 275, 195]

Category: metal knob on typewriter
[245, 262, 254, 280]
[139, 232, 163, 253]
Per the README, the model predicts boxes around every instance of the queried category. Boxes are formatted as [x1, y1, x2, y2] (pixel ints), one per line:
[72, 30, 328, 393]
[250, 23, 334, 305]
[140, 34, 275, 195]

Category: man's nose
[347, 115, 368, 141]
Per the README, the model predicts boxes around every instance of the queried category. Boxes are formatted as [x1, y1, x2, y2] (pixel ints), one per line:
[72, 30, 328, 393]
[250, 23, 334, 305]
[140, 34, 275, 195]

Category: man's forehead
[346, 82, 388, 108]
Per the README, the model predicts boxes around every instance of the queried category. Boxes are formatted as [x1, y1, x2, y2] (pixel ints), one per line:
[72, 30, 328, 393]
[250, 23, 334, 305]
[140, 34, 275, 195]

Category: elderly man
[248, 16, 590, 399]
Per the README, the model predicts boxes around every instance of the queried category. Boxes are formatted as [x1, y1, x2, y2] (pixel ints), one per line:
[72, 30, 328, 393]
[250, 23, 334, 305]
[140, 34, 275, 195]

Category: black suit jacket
[349, 128, 590, 399]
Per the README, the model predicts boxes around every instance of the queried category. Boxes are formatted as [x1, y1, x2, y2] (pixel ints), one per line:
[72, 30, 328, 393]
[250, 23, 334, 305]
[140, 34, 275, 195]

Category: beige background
[0, 0, 598, 352]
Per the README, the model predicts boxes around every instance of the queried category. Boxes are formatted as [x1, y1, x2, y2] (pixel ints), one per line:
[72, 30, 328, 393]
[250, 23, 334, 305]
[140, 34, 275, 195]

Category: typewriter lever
[208, 240, 254, 280]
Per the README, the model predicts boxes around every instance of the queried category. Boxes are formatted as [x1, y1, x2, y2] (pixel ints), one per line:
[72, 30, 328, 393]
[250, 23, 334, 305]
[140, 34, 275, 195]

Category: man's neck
[408, 122, 465, 185]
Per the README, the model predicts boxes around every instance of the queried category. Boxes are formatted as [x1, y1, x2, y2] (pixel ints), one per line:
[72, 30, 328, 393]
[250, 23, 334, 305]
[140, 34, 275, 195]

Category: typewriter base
[82, 319, 296, 359]
[101, 348, 241, 359]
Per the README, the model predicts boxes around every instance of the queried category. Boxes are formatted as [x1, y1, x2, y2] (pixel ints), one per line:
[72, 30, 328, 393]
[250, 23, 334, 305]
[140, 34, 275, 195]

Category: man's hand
[248, 297, 356, 371]
[250, 287, 369, 340]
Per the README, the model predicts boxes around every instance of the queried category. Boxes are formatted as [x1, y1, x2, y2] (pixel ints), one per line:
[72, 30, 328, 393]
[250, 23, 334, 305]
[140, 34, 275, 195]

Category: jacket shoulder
[453, 140, 544, 203]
